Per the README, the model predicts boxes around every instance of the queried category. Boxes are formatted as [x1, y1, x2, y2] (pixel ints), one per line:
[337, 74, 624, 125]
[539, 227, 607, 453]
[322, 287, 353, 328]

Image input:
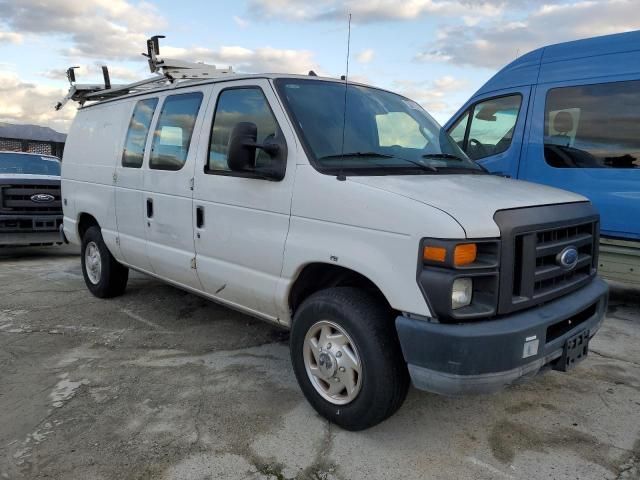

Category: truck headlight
[418, 238, 499, 321]
[452, 278, 473, 310]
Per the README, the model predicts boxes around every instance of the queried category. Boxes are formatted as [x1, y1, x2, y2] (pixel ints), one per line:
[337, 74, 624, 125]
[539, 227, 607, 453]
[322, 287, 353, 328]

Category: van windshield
[0, 152, 61, 176]
[274, 78, 483, 176]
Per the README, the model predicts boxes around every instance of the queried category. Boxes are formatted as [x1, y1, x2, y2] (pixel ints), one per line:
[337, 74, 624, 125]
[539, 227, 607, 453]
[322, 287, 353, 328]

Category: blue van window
[464, 95, 521, 161]
[448, 111, 470, 148]
[544, 80, 640, 169]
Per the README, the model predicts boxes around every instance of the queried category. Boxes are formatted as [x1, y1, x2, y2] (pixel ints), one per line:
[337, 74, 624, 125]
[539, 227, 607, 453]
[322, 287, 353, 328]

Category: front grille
[0, 184, 62, 215]
[532, 223, 595, 296]
[511, 221, 597, 303]
[494, 203, 599, 316]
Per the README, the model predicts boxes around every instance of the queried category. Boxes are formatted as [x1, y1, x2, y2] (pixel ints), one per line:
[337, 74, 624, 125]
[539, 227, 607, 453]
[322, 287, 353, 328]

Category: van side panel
[538, 50, 640, 84]
[277, 165, 467, 323]
[62, 102, 131, 257]
[472, 49, 542, 98]
[521, 74, 640, 239]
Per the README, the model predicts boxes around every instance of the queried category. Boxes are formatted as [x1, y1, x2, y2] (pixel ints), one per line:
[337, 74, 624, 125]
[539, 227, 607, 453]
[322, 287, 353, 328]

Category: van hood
[348, 174, 587, 238]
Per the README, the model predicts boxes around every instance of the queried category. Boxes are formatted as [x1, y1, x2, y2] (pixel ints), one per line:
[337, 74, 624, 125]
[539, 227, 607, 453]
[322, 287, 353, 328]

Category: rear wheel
[290, 287, 409, 431]
[81, 226, 128, 298]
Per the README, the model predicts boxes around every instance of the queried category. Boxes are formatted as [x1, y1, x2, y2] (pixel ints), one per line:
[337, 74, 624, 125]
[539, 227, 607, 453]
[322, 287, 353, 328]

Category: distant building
[0, 123, 66, 158]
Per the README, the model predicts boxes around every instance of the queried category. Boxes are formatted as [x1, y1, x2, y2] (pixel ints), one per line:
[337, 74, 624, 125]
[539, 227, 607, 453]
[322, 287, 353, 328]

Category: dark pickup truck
[0, 151, 64, 247]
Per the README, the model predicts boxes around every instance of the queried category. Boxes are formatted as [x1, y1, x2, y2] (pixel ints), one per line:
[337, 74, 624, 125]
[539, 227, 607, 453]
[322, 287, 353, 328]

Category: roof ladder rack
[55, 35, 234, 110]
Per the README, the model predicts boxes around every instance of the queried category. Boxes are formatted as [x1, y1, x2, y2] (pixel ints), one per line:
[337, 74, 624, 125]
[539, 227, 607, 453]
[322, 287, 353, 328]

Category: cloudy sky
[1, 0, 639, 132]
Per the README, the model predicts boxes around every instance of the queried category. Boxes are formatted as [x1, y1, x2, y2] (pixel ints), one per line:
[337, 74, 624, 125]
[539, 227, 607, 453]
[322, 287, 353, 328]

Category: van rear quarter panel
[62, 101, 132, 249]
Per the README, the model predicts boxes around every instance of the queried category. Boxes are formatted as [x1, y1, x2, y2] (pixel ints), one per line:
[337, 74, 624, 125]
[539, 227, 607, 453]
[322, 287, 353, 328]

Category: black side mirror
[227, 122, 285, 180]
[228, 122, 258, 172]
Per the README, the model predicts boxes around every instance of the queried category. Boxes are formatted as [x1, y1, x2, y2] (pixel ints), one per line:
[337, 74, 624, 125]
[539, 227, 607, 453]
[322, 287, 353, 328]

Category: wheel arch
[77, 212, 100, 240]
[288, 262, 394, 318]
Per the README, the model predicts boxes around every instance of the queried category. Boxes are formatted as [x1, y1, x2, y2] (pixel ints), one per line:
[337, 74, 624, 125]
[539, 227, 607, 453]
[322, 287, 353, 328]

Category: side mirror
[227, 122, 286, 180]
[228, 122, 258, 172]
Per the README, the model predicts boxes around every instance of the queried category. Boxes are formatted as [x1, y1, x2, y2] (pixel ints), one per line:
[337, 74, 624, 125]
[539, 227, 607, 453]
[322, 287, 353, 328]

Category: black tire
[81, 226, 128, 298]
[290, 287, 410, 431]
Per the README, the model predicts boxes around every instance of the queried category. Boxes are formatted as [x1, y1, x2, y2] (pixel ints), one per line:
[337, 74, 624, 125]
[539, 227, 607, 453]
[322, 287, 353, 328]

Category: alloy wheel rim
[303, 320, 362, 405]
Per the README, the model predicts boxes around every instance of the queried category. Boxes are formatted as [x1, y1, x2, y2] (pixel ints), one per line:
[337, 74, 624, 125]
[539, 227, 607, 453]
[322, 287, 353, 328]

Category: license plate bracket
[553, 329, 590, 372]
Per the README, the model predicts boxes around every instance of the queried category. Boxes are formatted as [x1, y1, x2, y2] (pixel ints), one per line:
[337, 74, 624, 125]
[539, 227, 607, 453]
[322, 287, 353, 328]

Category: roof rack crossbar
[55, 35, 234, 110]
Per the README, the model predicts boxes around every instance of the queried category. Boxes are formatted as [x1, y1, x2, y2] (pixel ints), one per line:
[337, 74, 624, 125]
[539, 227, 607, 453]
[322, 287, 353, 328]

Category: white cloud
[161, 45, 319, 74]
[0, 30, 22, 44]
[356, 48, 374, 63]
[233, 15, 250, 28]
[0, 70, 75, 132]
[0, 0, 165, 60]
[248, 0, 503, 23]
[417, 0, 640, 68]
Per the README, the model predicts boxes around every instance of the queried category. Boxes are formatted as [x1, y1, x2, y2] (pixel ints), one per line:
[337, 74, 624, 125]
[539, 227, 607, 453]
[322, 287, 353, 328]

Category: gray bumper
[0, 230, 65, 246]
[396, 277, 609, 395]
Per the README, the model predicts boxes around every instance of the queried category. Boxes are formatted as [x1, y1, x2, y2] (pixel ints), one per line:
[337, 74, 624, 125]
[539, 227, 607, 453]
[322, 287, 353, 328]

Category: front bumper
[0, 215, 64, 246]
[396, 277, 609, 395]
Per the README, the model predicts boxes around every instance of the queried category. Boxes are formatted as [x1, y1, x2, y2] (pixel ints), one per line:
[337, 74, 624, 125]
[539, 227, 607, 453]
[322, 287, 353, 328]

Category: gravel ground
[0, 245, 639, 480]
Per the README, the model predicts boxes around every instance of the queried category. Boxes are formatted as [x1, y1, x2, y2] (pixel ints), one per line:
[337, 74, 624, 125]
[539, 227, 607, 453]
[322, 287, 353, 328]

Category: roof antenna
[337, 12, 352, 182]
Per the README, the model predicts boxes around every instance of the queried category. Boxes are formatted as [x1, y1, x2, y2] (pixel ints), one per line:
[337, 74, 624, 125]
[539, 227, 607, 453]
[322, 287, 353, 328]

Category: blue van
[445, 30, 640, 285]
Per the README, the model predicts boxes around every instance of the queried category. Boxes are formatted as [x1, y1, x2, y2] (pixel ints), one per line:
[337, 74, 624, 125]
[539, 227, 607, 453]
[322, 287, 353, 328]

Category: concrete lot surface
[1, 246, 639, 480]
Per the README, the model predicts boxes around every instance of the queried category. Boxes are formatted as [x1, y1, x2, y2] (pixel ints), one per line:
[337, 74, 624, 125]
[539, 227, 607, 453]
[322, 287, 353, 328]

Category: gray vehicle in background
[0, 151, 64, 247]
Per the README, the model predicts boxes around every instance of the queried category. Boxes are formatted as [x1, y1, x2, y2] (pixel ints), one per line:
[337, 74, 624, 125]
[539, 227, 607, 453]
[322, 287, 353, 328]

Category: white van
[61, 68, 608, 430]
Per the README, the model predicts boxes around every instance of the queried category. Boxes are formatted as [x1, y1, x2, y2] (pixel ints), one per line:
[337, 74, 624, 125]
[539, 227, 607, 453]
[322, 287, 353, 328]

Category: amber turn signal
[454, 243, 477, 266]
[423, 245, 447, 263]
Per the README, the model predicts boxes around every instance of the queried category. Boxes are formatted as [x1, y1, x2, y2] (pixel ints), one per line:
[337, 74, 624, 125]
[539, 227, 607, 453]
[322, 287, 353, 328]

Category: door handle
[146, 198, 153, 218]
[196, 206, 204, 229]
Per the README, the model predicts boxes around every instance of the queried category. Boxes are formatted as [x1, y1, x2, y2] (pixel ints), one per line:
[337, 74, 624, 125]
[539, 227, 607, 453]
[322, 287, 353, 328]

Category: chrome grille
[0, 184, 62, 215]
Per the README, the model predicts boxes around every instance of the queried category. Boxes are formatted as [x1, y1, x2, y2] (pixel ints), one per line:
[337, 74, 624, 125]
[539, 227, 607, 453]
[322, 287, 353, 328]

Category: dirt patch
[489, 419, 616, 471]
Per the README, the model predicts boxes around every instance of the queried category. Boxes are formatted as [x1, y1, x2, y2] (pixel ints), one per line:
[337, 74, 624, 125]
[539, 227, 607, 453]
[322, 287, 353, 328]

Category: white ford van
[61, 57, 608, 430]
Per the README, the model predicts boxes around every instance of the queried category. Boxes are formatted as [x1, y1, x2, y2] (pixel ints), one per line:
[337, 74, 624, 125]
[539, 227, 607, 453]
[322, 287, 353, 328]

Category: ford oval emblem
[30, 193, 55, 203]
[557, 246, 579, 270]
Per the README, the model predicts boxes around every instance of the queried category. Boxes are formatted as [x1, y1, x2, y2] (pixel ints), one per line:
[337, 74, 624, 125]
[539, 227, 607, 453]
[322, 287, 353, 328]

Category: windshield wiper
[421, 153, 487, 173]
[319, 152, 394, 160]
[393, 157, 438, 172]
[319, 152, 438, 174]
[421, 153, 466, 161]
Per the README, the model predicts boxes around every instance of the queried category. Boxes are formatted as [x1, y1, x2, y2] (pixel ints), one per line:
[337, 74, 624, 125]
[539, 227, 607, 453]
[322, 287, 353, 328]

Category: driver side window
[207, 87, 280, 173]
[450, 95, 522, 161]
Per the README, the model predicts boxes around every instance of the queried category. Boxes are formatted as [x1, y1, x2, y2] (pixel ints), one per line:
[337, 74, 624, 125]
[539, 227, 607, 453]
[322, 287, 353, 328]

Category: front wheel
[290, 287, 409, 430]
[81, 226, 129, 298]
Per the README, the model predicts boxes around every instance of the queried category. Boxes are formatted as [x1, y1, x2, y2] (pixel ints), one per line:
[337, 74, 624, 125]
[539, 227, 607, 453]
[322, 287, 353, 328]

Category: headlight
[451, 277, 473, 310]
[418, 238, 499, 321]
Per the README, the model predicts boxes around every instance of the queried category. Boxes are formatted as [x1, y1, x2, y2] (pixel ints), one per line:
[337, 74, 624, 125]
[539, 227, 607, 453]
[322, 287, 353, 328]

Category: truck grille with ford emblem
[495, 203, 599, 315]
